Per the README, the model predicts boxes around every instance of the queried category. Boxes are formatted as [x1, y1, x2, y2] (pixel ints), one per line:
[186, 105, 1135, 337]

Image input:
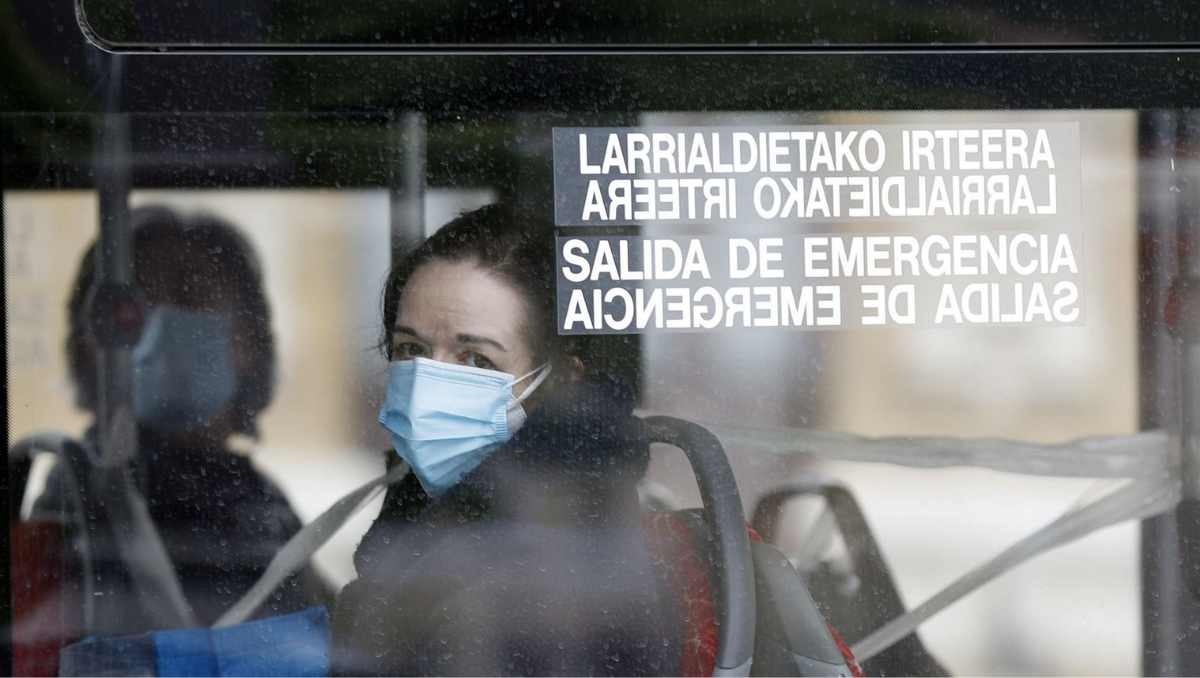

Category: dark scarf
[333, 373, 674, 676]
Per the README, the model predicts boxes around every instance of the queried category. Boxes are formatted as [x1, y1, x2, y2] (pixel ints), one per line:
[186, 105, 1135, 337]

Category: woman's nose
[429, 349, 459, 365]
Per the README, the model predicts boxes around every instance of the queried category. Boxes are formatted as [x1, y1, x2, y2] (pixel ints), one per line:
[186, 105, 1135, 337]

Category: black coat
[332, 373, 676, 677]
[32, 427, 331, 634]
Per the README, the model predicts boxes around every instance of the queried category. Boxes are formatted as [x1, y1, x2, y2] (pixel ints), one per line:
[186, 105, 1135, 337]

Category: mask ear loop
[509, 363, 553, 408]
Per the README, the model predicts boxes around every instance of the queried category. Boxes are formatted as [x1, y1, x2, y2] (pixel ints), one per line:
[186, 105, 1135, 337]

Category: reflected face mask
[132, 305, 238, 432]
[378, 357, 552, 497]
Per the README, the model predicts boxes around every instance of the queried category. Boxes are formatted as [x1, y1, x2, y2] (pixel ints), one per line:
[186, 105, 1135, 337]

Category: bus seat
[643, 509, 861, 677]
[11, 519, 80, 677]
[9, 435, 93, 677]
[643, 510, 719, 676]
[749, 539, 858, 677]
[640, 480, 683, 512]
[643, 416, 756, 676]
[9, 432, 196, 669]
[751, 476, 948, 677]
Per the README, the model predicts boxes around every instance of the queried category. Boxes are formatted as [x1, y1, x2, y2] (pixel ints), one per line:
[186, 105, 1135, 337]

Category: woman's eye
[393, 342, 427, 359]
[464, 352, 495, 370]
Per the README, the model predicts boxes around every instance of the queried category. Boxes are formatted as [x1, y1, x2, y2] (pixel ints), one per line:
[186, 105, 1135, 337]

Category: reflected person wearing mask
[34, 206, 331, 635]
[332, 204, 673, 676]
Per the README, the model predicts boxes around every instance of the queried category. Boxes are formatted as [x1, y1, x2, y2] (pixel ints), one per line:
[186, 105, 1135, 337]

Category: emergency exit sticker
[551, 123, 1083, 334]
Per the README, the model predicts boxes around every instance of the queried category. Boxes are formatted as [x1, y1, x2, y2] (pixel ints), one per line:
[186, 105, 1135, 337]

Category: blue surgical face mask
[132, 305, 238, 432]
[378, 357, 552, 497]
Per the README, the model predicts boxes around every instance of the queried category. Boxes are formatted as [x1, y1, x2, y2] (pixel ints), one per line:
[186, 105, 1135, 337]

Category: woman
[332, 204, 675, 676]
[35, 206, 330, 633]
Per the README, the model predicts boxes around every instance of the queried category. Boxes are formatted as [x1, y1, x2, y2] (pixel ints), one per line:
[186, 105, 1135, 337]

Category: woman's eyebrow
[392, 325, 427, 343]
[456, 333, 508, 353]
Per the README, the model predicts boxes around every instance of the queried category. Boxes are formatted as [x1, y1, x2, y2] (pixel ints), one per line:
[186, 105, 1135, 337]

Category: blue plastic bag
[60, 607, 331, 677]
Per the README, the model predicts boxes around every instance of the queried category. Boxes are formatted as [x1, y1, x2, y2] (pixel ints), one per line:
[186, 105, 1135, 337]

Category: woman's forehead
[397, 260, 527, 345]
[135, 238, 235, 307]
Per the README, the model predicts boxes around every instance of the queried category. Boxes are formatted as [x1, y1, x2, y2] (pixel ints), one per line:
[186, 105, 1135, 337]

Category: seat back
[11, 520, 81, 677]
[643, 510, 861, 677]
[752, 477, 947, 677]
[749, 539, 857, 677]
[643, 511, 719, 677]
[643, 416, 756, 676]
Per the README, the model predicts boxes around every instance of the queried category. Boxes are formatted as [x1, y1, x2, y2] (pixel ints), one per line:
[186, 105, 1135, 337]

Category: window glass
[4, 28, 1199, 678]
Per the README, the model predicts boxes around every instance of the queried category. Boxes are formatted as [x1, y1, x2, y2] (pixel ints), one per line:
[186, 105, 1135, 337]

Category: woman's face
[131, 237, 255, 443]
[392, 260, 540, 398]
[136, 237, 254, 375]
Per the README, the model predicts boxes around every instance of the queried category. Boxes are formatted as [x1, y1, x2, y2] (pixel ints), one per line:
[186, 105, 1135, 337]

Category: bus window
[5, 2, 1200, 676]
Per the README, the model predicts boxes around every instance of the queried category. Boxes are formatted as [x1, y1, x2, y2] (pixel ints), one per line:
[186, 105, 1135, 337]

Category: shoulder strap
[213, 462, 409, 628]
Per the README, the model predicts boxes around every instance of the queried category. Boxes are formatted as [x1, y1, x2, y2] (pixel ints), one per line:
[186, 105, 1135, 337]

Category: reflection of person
[35, 205, 330, 632]
[332, 205, 673, 676]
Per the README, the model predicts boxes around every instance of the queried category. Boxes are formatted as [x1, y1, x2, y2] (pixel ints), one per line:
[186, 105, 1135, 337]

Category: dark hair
[380, 203, 584, 380]
[66, 205, 275, 438]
